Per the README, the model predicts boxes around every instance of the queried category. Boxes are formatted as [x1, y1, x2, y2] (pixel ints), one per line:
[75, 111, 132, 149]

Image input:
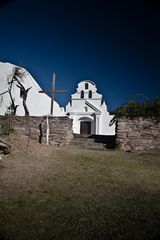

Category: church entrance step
[73, 134, 91, 138]
[70, 135, 106, 150]
[69, 143, 106, 151]
[70, 134, 116, 150]
[70, 141, 105, 147]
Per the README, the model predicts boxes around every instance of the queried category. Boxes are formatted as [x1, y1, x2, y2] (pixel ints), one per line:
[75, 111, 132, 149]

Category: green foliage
[110, 97, 160, 124]
[0, 119, 11, 136]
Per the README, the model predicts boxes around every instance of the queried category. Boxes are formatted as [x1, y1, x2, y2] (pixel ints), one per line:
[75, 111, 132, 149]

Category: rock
[0, 138, 11, 154]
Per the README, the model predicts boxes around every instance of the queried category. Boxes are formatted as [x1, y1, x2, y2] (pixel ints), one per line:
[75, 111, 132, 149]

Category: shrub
[0, 119, 11, 136]
[110, 97, 160, 125]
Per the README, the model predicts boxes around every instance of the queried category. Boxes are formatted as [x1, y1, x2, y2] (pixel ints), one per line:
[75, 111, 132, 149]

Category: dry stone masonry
[117, 117, 160, 151]
[0, 116, 73, 146]
[1, 116, 160, 151]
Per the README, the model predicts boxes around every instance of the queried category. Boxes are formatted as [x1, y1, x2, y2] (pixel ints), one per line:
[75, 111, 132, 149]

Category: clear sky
[0, 0, 160, 111]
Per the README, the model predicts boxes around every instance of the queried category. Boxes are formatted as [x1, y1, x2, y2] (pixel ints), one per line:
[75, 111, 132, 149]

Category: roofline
[85, 100, 101, 113]
[81, 80, 95, 86]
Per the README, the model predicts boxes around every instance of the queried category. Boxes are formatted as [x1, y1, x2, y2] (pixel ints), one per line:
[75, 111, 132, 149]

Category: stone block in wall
[126, 132, 141, 138]
[150, 130, 160, 136]
[116, 133, 127, 138]
[0, 116, 73, 146]
[116, 117, 160, 151]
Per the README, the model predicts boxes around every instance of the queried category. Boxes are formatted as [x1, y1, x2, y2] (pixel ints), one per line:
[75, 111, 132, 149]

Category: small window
[81, 90, 84, 99]
[89, 90, 92, 98]
[84, 107, 88, 112]
[85, 83, 88, 89]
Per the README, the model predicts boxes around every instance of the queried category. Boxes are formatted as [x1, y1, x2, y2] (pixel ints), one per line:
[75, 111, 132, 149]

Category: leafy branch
[110, 96, 160, 125]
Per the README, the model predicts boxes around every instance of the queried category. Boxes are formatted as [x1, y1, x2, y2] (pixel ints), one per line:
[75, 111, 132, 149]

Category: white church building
[0, 62, 115, 136]
[66, 80, 115, 135]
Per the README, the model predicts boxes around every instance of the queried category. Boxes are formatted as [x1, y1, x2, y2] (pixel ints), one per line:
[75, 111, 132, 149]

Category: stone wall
[0, 116, 73, 146]
[117, 117, 160, 151]
[1, 116, 160, 151]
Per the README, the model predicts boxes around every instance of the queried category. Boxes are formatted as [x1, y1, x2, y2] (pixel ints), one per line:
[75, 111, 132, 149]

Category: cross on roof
[39, 73, 67, 115]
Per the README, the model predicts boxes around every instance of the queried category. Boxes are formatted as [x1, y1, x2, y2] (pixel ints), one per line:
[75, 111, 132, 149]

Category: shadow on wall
[89, 135, 116, 149]
[39, 122, 43, 144]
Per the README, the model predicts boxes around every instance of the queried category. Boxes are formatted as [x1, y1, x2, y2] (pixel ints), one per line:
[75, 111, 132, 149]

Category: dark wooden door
[80, 121, 91, 134]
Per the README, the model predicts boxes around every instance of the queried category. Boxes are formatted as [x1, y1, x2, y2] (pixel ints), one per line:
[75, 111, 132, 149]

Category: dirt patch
[0, 134, 64, 199]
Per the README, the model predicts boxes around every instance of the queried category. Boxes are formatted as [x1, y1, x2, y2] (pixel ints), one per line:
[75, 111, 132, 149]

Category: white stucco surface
[0, 63, 115, 135]
[0, 62, 65, 116]
[66, 80, 115, 135]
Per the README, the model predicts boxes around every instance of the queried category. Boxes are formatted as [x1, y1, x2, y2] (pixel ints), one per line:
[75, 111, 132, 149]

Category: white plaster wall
[76, 80, 97, 92]
[69, 114, 96, 134]
[66, 80, 115, 135]
[72, 92, 102, 100]
[99, 102, 115, 135]
[71, 99, 102, 110]
[0, 62, 64, 116]
[99, 114, 115, 135]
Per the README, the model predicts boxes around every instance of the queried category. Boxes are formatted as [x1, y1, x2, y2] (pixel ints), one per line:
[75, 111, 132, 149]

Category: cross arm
[39, 90, 67, 93]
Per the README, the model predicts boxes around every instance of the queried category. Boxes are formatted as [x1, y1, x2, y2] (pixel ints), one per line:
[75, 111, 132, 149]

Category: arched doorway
[80, 121, 91, 134]
[79, 117, 94, 135]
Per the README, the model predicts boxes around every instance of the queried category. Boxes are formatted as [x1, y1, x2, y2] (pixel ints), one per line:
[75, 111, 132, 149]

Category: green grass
[0, 138, 160, 240]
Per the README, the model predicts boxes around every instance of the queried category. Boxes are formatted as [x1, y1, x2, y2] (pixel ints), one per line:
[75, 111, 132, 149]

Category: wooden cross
[39, 73, 67, 115]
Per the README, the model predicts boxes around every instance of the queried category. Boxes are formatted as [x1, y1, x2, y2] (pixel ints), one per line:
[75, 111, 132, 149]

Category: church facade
[0, 62, 115, 136]
[66, 80, 115, 135]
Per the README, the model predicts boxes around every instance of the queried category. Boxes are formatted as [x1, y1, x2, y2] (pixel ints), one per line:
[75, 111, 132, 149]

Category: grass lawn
[0, 134, 160, 240]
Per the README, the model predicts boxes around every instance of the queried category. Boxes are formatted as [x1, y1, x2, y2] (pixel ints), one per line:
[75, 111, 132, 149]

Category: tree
[0, 71, 18, 115]
[110, 96, 160, 125]
[0, 66, 32, 116]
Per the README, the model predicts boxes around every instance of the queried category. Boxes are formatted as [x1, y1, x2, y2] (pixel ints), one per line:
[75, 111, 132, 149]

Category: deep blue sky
[0, 0, 160, 111]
